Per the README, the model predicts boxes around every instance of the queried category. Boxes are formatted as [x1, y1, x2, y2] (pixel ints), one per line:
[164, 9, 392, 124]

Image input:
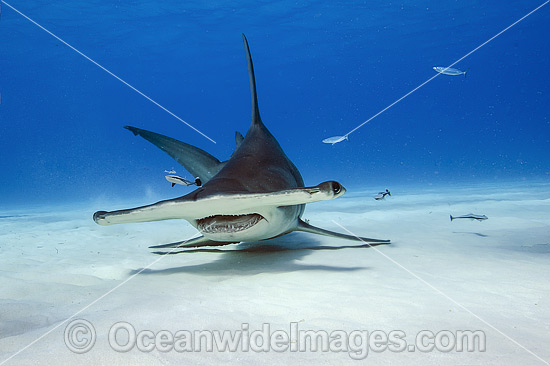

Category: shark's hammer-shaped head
[93, 181, 346, 242]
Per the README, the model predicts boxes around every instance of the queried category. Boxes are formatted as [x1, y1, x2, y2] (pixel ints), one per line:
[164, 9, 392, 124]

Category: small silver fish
[433, 66, 468, 77]
[450, 213, 488, 221]
[164, 169, 177, 174]
[322, 135, 348, 145]
[375, 189, 391, 200]
[165, 175, 202, 187]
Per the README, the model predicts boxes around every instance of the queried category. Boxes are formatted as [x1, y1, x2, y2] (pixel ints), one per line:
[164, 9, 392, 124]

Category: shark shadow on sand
[131, 234, 388, 275]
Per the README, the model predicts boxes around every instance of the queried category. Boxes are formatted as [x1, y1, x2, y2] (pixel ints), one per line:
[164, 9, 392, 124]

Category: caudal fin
[124, 126, 225, 184]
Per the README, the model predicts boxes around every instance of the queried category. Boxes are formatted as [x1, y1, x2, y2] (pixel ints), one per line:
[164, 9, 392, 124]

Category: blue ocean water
[0, 0, 548, 206]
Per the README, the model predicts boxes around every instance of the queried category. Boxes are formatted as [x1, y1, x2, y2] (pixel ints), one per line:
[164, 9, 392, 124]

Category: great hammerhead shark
[93, 35, 390, 253]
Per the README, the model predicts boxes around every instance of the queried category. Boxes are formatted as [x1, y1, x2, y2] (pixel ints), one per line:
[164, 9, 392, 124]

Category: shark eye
[332, 182, 342, 195]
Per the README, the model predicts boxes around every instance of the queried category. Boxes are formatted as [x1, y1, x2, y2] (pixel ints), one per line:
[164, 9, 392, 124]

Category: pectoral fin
[149, 235, 235, 250]
[296, 219, 390, 244]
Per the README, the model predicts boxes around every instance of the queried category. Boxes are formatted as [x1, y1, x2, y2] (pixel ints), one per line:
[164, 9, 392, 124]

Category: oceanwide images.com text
[64, 320, 486, 359]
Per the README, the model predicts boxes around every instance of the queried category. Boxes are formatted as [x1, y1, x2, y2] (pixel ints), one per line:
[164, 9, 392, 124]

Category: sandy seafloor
[0, 181, 549, 365]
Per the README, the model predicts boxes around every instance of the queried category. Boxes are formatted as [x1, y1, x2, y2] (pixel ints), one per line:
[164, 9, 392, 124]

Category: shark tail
[123, 125, 224, 184]
[450, 215, 454, 221]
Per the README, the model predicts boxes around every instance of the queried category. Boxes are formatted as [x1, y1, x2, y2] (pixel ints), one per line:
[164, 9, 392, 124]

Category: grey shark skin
[93, 34, 390, 251]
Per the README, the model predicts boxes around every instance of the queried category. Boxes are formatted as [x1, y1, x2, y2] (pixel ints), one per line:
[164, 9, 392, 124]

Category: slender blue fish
[322, 135, 348, 145]
[450, 214, 488, 221]
[433, 66, 468, 77]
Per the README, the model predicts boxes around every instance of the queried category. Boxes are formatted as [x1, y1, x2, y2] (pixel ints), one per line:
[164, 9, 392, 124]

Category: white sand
[1, 181, 549, 365]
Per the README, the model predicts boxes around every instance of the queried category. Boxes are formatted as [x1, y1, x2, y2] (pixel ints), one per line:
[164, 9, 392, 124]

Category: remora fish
[165, 175, 202, 187]
[433, 66, 468, 77]
[375, 189, 391, 201]
[93, 35, 390, 252]
[322, 135, 348, 145]
[450, 214, 488, 221]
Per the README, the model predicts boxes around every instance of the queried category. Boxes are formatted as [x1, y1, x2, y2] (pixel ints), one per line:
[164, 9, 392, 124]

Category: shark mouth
[197, 214, 264, 234]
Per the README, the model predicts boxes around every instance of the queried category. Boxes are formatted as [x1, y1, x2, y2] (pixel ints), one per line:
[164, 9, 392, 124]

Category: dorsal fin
[242, 34, 262, 127]
[235, 131, 244, 147]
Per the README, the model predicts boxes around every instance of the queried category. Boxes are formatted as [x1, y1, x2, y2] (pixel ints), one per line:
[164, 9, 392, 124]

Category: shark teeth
[197, 214, 264, 234]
